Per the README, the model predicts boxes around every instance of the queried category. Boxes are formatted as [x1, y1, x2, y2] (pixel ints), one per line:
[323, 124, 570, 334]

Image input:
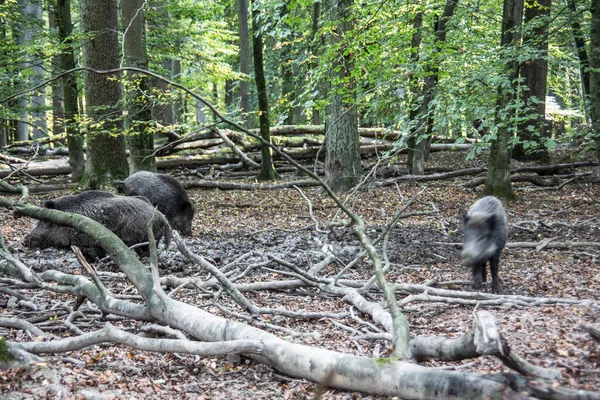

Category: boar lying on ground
[461, 196, 508, 294]
[25, 190, 171, 259]
[116, 171, 194, 236]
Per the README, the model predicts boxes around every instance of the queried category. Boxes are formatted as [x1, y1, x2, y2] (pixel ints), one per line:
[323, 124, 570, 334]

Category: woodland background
[0, 0, 599, 399]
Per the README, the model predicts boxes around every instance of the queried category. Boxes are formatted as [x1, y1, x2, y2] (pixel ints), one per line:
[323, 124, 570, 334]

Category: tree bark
[48, 7, 65, 138]
[310, 1, 321, 125]
[323, 0, 361, 192]
[80, 0, 128, 188]
[251, 1, 279, 181]
[483, 0, 523, 200]
[16, 0, 48, 141]
[406, 10, 423, 174]
[512, 0, 551, 162]
[56, 0, 85, 182]
[590, 0, 600, 177]
[18, 0, 47, 140]
[122, 0, 156, 173]
[147, 1, 174, 128]
[568, 0, 591, 121]
[237, 0, 252, 128]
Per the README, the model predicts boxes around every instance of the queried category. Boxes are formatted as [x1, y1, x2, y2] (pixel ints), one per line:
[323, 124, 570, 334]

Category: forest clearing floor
[0, 150, 599, 399]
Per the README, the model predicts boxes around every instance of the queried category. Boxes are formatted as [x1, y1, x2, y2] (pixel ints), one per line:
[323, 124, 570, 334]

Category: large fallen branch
[182, 179, 319, 191]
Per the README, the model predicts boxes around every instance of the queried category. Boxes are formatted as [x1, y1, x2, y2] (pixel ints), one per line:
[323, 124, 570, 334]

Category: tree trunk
[80, 0, 128, 188]
[406, 11, 423, 174]
[56, 0, 85, 182]
[122, 0, 156, 173]
[196, 99, 207, 125]
[17, 0, 47, 140]
[483, 0, 523, 200]
[568, 0, 591, 121]
[252, 0, 279, 181]
[323, 0, 361, 192]
[590, 0, 600, 177]
[410, 1, 458, 174]
[48, 7, 65, 138]
[147, 1, 174, 128]
[172, 57, 183, 123]
[310, 1, 321, 125]
[0, 11, 8, 146]
[225, 79, 234, 111]
[237, 0, 252, 128]
[512, 0, 551, 162]
[152, 59, 175, 126]
[278, 4, 305, 126]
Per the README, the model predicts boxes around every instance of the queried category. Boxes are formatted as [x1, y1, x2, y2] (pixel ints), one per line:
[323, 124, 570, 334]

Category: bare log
[0, 182, 75, 194]
[0, 153, 28, 164]
[465, 173, 562, 188]
[513, 161, 598, 174]
[0, 164, 71, 179]
[379, 167, 487, 185]
[182, 179, 319, 191]
[1, 134, 66, 150]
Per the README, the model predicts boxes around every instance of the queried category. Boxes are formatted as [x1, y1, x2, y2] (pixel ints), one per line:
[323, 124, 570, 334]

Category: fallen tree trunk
[182, 179, 319, 191]
[0, 182, 75, 194]
[465, 173, 563, 188]
[1, 134, 67, 150]
[379, 167, 487, 185]
[0, 153, 28, 164]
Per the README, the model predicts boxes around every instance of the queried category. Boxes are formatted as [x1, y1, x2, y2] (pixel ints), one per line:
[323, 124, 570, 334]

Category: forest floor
[0, 150, 599, 399]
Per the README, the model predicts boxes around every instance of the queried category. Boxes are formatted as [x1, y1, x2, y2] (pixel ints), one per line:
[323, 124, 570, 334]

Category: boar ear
[486, 214, 496, 230]
[43, 200, 57, 209]
[462, 214, 469, 224]
[114, 180, 125, 193]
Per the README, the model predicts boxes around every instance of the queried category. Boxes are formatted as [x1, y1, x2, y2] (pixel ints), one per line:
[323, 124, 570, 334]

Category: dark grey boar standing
[461, 196, 508, 293]
[116, 171, 194, 236]
[25, 190, 171, 259]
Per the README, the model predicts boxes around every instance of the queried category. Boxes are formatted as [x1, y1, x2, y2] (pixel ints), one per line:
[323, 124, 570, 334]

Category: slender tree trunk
[252, 0, 279, 181]
[56, 0, 85, 182]
[512, 0, 551, 162]
[568, 0, 591, 121]
[311, 1, 321, 125]
[152, 59, 175, 127]
[172, 57, 183, 123]
[410, 1, 459, 174]
[122, 0, 156, 173]
[406, 11, 423, 173]
[0, 4, 7, 146]
[590, 0, 600, 177]
[323, 0, 361, 192]
[48, 7, 65, 138]
[148, 1, 174, 129]
[80, 0, 128, 189]
[483, 0, 523, 200]
[17, 0, 47, 139]
[237, 0, 252, 128]
[196, 99, 207, 124]
[225, 79, 234, 111]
